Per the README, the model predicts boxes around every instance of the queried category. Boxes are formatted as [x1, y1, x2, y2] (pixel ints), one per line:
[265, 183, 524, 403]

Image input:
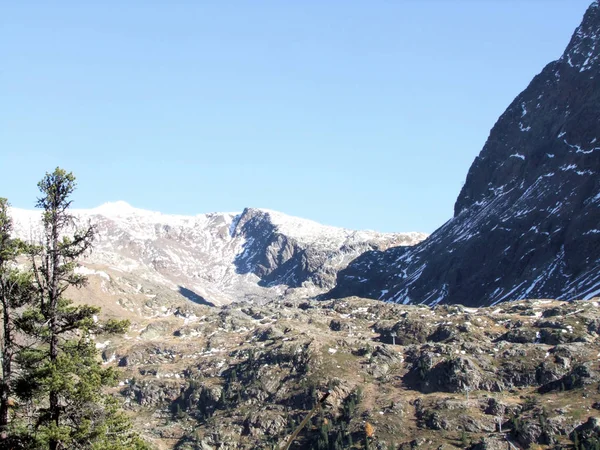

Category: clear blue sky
[1, 1, 593, 233]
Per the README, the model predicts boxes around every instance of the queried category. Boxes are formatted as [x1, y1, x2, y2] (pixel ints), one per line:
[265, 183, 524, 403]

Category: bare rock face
[469, 436, 510, 450]
[328, 2, 600, 307]
[231, 208, 424, 291]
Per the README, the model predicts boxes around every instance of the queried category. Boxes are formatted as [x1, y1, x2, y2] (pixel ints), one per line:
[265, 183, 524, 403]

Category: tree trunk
[48, 204, 60, 450]
[0, 295, 11, 429]
[0, 200, 13, 433]
[49, 325, 59, 450]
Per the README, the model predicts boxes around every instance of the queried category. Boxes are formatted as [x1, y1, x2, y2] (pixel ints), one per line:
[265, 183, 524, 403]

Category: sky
[1, 1, 594, 233]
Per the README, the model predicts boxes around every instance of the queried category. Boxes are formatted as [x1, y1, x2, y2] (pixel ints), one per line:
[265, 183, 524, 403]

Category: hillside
[95, 295, 600, 449]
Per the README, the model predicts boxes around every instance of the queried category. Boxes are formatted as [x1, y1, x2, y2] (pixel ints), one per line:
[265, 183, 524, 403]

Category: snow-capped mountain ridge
[10, 203, 426, 306]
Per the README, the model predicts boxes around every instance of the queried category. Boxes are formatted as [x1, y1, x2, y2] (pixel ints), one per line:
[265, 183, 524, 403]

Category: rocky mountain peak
[230, 207, 275, 239]
[329, 2, 600, 307]
[560, 1, 600, 72]
[454, 0, 600, 218]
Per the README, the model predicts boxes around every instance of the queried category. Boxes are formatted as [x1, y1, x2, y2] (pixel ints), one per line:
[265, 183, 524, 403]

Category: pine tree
[15, 168, 148, 449]
[317, 421, 329, 450]
[0, 197, 17, 432]
[460, 430, 469, 448]
[0, 198, 35, 438]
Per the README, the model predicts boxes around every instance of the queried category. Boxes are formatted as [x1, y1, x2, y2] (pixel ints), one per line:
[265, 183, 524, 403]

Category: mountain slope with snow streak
[327, 1, 600, 307]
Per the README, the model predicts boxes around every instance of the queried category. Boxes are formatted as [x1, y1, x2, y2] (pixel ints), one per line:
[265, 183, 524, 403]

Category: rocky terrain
[327, 1, 600, 307]
[84, 289, 600, 450]
[10, 202, 425, 306]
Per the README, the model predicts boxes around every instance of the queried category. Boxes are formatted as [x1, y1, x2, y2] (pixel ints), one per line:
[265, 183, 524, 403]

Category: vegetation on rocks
[94, 292, 600, 450]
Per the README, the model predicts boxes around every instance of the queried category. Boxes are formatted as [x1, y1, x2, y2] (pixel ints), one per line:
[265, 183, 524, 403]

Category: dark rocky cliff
[232, 207, 424, 290]
[328, 2, 600, 306]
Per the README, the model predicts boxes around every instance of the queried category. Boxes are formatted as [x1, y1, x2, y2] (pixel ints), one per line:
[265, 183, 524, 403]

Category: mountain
[10, 201, 425, 306]
[327, 1, 600, 307]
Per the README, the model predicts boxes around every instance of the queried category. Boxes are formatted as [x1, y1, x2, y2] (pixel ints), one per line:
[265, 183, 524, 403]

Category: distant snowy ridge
[10, 202, 426, 306]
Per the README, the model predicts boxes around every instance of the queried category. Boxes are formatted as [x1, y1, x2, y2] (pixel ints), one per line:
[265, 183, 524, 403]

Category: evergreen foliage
[572, 429, 600, 450]
[0, 197, 36, 435]
[301, 387, 364, 450]
[0, 169, 148, 449]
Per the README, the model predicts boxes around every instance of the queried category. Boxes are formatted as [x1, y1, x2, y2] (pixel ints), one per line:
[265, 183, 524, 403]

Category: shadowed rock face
[232, 208, 425, 290]
[328, 2, 600, 307]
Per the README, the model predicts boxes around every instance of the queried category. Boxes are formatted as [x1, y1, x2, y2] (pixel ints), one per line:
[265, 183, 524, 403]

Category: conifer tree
[15, 168, 148, 449]
[0, 197, 17, 431]
[0, 198, 35, 436]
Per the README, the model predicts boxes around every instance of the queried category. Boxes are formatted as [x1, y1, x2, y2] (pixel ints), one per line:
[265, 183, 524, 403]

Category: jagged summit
[455, 0, 600, 217]
[18, 201, 423, 248]
[560, 0, 600, 73]
[232, 206, 424, 246]
[328, 2, 600, 307]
